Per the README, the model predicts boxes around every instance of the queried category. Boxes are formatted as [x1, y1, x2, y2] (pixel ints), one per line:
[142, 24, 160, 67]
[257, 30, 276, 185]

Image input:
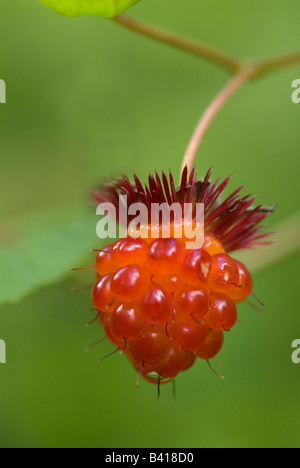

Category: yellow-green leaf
[38, 0, 140, 18]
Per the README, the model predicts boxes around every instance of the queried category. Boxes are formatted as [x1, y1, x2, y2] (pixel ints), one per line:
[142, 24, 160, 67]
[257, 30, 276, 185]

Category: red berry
[124, 349, 156, 375]
[183, 352, 197, 372]
[112, 238, 148, 268]
[95, 248, 115, 276]
[174, 285, 209, 320]
[92, 238, 243, 384]
[129, 325, 170, 364]
[168, 316, 210, 352]
[111, 264, 149, 302]
[196, 330, 224, 360]
[89, 169, 267, 387]
[99, 312, 124, 348]
[110, 303, 145, 342]
[204, 292, 237, 332]
[140, 286, 173, 325]
[148, 238, 183, 277]
[229, 260, 253, 303]
[91, 274, 117, 313]
[180, 249, 212, 284]
[208, 254, 239, 293]
[156, 345, 195, 379]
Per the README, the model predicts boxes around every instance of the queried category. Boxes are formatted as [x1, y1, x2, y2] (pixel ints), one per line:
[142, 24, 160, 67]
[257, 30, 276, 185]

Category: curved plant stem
[113, 14, 240, 74]
[235, 211, 300, 274]
[180, 65, 257, 177]
[254, 50, 300, 78]
[114, 14, 300, 79]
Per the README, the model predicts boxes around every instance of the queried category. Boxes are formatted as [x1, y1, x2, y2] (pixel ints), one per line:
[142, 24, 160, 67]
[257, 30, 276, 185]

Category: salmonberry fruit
[99, 312, 125, 348]
[110, 303, 145, 342]
[180, 248, 212, 284]
[110, 264, 149, 302]
[174, 285, 209, 320]
[168, 316, 210, 352]
[140, 286, 173, 325]
[196, 330, 224, 360]
[112, 238, 148, 268]
[229, 260, 253, 303]
[156, 345, 196, 379]
[129, 324, 170, 364]
[95, 248, 116, 276]
[205, 292, 237, 332]
[88, 168, 273, 388]
[91, 275, 118, 313]
[148, 238, 184, 277]
[208, 254, 240, 294]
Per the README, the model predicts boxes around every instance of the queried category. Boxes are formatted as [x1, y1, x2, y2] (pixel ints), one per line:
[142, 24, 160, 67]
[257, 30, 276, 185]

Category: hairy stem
[180, 65, 257, 177]
[113, 14, 240, 74]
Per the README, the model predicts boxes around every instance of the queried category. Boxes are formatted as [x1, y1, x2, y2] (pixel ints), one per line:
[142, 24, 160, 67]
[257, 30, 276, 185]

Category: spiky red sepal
[92, 167, 274, 252]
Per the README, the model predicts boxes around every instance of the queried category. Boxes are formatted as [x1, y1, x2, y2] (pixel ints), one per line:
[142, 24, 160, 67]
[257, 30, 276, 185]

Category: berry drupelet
[90, 167, 273, 386]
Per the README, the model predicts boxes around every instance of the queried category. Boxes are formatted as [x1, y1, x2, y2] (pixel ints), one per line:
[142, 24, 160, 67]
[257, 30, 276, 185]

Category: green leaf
[38, 0, 140, 18]
[0, 206, 101, 306]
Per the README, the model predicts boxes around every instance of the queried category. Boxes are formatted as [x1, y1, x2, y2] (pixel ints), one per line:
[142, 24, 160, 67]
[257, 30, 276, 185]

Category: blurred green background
[0, 0, 300, 448]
